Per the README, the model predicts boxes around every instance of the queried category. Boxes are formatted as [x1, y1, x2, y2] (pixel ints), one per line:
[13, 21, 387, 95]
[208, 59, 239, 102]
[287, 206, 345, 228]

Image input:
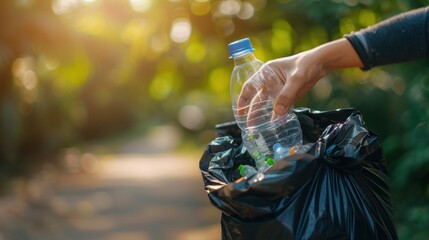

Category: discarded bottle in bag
[253, 158, 275, 180]
[228, 38, 303, 164]
[238, 164, 258, 178]
[258, 157, 275, 173]
[239, 158, 275, 178]
[273, 143, 311, 161]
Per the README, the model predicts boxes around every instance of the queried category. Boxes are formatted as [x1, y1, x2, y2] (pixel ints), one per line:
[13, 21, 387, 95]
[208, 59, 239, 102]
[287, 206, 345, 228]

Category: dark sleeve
[345, 7, 429, 70]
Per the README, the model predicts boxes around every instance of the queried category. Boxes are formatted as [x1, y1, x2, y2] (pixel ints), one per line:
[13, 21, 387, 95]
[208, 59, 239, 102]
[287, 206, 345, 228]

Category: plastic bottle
[239, 158, 274, 179]
[253, 158, 275, 180]
[238, 164, 258, 178]
[228, 38, 303, 165]
[258, 157, 275, 173]
[273, 143, 311, 161]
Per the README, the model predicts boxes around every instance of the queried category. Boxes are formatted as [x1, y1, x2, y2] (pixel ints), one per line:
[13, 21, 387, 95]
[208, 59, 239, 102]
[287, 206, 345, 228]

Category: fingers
[237, 80, 257, 115]
[297, 81, 317, 100]
[247, 88, 270, 127]
[274, 79, 301, 115]
[237, 69, 270, 115]
[271, 80, 314, 121]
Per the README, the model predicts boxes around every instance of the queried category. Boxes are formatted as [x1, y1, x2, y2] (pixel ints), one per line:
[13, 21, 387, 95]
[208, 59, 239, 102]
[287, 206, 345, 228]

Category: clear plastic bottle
[253, 158, 275, 180]
[238, 164, 258, 178]
[238, 158, 274, 179]
[228, 38, 303, 165]
[273, 143, 311, 161]
[258, 157, 275, 173]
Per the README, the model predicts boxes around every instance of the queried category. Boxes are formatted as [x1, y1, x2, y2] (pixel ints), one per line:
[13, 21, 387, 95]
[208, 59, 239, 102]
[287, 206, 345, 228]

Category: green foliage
[0, 0, 429, 238]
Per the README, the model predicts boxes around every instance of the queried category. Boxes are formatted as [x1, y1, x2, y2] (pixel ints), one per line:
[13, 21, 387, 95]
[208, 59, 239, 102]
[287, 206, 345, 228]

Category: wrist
[313, 38, 364, 72]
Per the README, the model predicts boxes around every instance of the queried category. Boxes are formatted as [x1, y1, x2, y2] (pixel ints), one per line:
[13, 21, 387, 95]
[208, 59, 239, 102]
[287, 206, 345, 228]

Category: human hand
[237, 38, 363, 117]
[237, 48, 326, 120]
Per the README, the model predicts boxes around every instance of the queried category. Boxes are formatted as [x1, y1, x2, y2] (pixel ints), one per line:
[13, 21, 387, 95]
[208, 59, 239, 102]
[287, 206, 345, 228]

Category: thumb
[274, 84, 298, 115]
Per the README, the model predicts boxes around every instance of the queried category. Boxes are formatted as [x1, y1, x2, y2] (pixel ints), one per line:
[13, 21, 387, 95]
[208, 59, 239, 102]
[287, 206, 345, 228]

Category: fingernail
[274, 104, 286, 115]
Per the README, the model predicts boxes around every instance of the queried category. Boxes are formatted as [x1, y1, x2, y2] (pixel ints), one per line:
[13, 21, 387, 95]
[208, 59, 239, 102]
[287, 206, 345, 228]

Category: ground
[0, 151, 221, 240]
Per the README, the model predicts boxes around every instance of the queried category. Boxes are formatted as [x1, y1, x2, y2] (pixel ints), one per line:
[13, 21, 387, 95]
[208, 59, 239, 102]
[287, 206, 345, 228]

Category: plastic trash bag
[199, 108, 397, 240]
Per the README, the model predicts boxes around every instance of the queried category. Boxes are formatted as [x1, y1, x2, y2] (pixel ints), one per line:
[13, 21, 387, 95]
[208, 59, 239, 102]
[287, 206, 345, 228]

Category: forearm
[267, 38, 364, 115]
[310, 38, 364, 72]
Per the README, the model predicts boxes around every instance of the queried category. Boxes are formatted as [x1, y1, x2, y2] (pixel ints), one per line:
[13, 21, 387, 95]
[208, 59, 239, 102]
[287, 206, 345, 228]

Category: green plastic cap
[238, 164, 245, 176]
[266, 157, 275, 166]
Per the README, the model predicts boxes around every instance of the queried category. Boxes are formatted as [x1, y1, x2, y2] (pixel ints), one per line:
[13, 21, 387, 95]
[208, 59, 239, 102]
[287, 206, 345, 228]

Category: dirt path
[0, 153, 221, 240]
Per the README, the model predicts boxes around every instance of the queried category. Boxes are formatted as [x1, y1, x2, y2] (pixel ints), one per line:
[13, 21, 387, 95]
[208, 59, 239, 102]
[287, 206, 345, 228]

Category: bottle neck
[233, 53, 256, 66]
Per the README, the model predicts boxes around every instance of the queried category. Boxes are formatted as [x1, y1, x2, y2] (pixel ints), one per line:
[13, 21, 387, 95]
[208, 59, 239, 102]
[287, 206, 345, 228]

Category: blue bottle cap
[228, 38, 255, 58]
[273, 143, 282, 151]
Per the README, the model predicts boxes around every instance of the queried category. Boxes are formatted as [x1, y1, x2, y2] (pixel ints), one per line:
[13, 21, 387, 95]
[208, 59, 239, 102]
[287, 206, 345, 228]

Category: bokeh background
[1, 0, 429, 239]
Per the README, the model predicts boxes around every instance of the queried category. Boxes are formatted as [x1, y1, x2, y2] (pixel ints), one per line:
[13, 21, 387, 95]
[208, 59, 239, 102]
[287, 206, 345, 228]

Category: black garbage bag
[199, 108, 397, 240]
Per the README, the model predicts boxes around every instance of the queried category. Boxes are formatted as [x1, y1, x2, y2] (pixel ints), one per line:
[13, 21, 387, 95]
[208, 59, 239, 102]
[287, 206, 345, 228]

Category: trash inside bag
[199, 108, 398, 240]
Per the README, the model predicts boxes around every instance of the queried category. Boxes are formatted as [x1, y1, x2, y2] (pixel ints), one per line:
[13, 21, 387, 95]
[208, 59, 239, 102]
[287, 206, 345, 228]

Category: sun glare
[129, 0, 152, 13]
[52, 0, 98, 15]
[170, 18, 192, 43]
[52, 0, 79, 15]
[219, 0, 241, 16]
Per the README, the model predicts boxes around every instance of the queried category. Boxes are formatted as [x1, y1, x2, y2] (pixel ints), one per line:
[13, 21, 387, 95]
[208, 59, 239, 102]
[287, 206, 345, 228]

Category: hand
[237, 47, 326, 119]
[237, 38, 363, 117]
[266, 50, 327, 115]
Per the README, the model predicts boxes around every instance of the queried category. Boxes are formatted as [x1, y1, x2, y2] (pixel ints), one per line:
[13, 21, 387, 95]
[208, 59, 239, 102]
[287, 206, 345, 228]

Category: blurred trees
[0, 0, 429, 238]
